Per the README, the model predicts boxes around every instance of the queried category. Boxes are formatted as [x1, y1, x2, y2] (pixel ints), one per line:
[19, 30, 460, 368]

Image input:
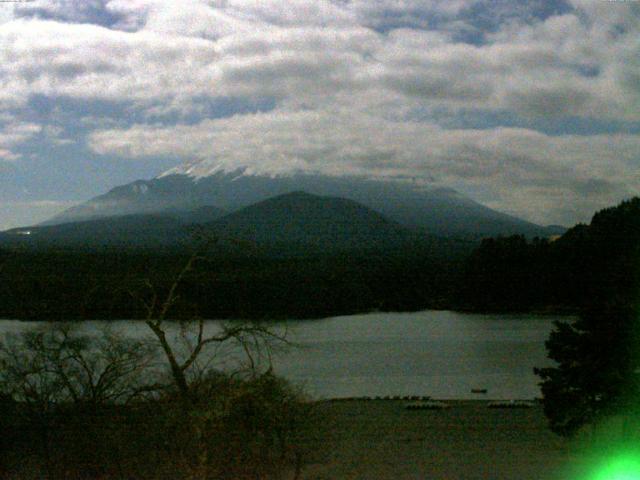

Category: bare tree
[0, 323, 156, 408]
[0, 323, 157, 478]
[128, 246, 315, 480]
[132, 250, 288, 401]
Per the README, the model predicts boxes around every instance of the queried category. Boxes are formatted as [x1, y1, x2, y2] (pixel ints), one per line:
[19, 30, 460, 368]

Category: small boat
[471, 388, 488, 394]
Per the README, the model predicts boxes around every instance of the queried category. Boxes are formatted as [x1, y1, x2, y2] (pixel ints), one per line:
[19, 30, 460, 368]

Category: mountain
[0, 192, 423, 253]
[44, 164, 561, 238]
[1, 191, 471, 259]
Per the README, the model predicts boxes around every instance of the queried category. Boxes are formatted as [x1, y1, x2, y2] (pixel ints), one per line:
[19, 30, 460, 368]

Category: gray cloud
[0, 121, 41, 161]
[0, 2, 637, 118]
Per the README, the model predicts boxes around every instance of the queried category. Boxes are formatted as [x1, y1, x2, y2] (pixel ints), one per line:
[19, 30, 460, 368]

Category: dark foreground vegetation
[458, 197, 640, 313]
[0, 321, 316, 480]
[531, 198, 640, 443]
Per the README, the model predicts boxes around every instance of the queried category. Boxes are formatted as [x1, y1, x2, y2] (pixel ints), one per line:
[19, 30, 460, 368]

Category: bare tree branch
[129, 242, 289, 401]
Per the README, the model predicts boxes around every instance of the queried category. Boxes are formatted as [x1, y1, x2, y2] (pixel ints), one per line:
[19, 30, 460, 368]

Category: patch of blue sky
[574, 64, 601, 78]
[366, 9, 444, 34]
[409, 107, 640, 136]
[369, 0, 574, 45]
[461, 0, 573, 34]
[2, 129, 179, 203]
[13, 1, 123, 29]
[22, 94, 277, 136]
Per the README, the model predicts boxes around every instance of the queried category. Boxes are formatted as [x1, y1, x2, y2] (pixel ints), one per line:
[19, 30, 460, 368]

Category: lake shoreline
[0, 305, 579, 323]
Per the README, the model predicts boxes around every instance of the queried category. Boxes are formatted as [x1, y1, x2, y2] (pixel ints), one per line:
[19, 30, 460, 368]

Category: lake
[0, 310, 564, 400]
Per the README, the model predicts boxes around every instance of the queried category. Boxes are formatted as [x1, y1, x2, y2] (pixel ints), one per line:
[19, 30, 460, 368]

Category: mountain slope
[45, 165, 558, 238]
[0, 206, 226, 248]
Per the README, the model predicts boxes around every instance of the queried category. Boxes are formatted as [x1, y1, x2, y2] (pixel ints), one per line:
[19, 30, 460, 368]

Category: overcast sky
[0, 0, 638, 230]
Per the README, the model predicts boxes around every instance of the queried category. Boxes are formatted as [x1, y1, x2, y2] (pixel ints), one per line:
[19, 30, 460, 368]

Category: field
[300, 399, 586, 480]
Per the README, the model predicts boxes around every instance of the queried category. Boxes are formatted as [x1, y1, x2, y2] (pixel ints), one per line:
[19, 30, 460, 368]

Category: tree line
[0, 243, 466, 321]
[458, 198, 640, 313]
[0, 198, 638, 321]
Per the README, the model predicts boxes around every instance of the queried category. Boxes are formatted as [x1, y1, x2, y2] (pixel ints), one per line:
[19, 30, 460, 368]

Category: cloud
[104, 0, 260, 36]
[0, 2, 637, 119]
[0, 121, 41, 161]
[376, 12, 640, 119]
[0, 18, 377, 116]
[0, 19, 224, 109]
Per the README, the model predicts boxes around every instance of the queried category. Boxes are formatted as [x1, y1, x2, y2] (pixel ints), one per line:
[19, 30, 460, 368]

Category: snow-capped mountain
[44, 163, 560, 238]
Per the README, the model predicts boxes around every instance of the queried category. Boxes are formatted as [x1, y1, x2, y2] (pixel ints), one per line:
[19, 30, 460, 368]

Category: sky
[0, 0, 638, 230]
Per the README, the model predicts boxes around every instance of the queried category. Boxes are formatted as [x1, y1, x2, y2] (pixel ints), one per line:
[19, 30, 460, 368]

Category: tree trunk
[147, 321, 190, 398]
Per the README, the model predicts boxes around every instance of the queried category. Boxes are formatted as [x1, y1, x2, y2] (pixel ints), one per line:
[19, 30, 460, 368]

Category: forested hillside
[457, 197, 640, 312]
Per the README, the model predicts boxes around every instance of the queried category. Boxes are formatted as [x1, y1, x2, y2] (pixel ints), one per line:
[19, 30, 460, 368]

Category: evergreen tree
[535, 198, 640, 437]
[535, 303, 639, 436]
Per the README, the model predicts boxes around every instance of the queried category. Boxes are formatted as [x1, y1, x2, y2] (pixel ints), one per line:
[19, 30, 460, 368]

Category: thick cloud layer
[0, 0, 638, 227]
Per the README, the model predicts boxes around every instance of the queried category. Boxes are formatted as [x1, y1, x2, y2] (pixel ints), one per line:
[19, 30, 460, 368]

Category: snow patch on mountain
[131, 183, 149, 194]
[158, 159, 302, 180]
[159, 160, 227, 179]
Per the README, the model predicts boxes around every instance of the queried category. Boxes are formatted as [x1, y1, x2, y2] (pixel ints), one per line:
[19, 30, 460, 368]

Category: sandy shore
[299, 399, 579, 480]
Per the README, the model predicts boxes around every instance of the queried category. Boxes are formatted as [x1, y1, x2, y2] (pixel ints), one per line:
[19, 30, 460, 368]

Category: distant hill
[208, 191, 415, 253]
[0, 191, 476, 263]
[165, 206, 227, 225]
[44, 164, 562, 239]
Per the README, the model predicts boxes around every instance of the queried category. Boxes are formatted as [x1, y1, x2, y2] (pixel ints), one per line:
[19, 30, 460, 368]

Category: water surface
[0, 310, 564, 400]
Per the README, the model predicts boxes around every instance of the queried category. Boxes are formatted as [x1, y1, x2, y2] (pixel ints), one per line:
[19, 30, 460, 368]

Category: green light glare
[591, 452, 640, 480]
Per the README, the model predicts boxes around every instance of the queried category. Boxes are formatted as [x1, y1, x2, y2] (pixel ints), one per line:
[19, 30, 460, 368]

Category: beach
[299, 399, 578, 480]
